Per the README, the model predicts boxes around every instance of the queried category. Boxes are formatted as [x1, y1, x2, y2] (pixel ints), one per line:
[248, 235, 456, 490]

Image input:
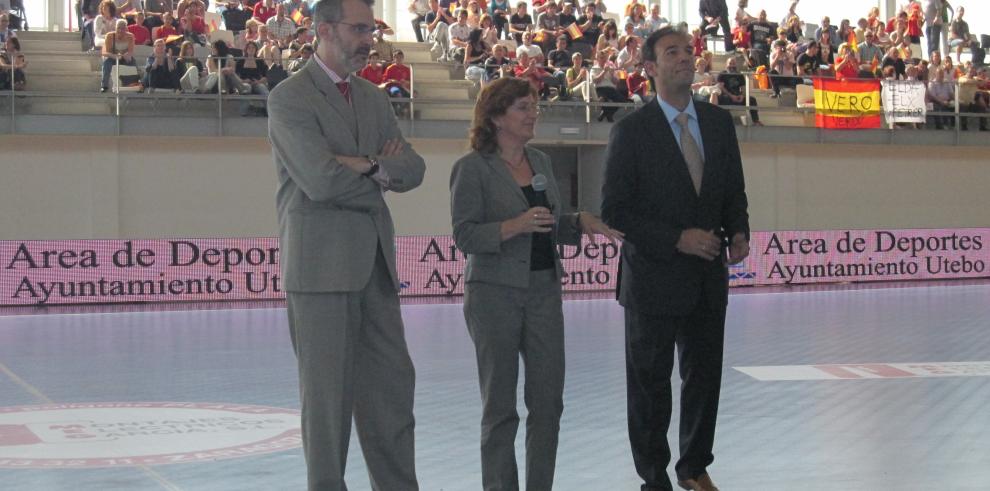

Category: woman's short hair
[469, 77, 537, 154]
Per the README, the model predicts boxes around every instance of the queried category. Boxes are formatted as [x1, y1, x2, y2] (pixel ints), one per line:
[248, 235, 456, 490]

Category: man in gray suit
[267, 0, 426, 489]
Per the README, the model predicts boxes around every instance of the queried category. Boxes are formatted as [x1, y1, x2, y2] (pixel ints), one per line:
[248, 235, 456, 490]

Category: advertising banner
[2, 229, 988, 306]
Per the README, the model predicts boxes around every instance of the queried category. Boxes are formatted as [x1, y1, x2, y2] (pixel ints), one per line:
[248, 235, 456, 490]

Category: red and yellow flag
[291, 10, 305, 25]
[847, 31, 858, 53]
[208, 18, 219, 33]
[813, 78, 881, 129]
[565, 23, 583, 40]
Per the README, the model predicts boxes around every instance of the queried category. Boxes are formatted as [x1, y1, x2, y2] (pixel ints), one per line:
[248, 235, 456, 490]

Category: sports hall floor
[1, 281, 988, 490]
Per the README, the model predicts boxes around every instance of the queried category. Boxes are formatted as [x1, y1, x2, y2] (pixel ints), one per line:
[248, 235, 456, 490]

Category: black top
[547, 49, 572, 69]
[521, 185, 556, 271]
[236, 59, 269, 81]
[717, 71, 745, 96]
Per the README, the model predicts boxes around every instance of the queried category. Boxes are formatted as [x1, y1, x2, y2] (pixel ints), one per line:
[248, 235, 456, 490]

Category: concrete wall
[1, 135, 988, 241]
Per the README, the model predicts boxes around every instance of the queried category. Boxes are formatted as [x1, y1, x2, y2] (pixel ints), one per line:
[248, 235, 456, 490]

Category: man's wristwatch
[362, 156, 380, 177]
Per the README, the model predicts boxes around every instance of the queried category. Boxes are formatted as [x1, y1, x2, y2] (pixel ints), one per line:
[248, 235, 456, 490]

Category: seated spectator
[957, 64, 989, 131]
[288, 27, 314, 56]
[383, 50, 412, 97]
[508, 2, 532, 45]
[537, 2, 563, 52]
[546, 35, 571, 96]
[101, 19, 139, 92]
[596, 20, 619, 56]
[449, 10, 472, 62]
[235, 40, 270, 115]
[881, 46, 906, 80]
[715, 57, 762, 126]
[153, 11, 179, 41]
[927, 67, 954, 130]
[949, 7, 984, 67]
[642, 4, 668, 36]
[466, 0, 483, 28]
[615, 36, 640, 72]
[359, 50, 386, 85]
[557, 3, 577, 36]
[180, 2, 208, 46]
[816, 16, 839, 50]
[479, 15, 498, 50]
[237, 18, 262, 51]
[768, 39, 797, 96]
[483, 43, 512, 82]
[565, 52, 589, 101]
[287, 43, 313, 73]
[114, 0, 137, 16]
[516, 31, 542, 62]
[692, 56, 721, 102]
[409, 0, 430, 43]
[0, 37, 26, 91]
[796, 41, 820, 77]
[143, 38, 182, 91]
[93, 1, 118, 49]
[127, 11, 152, 46]
[285, 0, 312, 21]
[781, 11, 802, 43]
[834, 43, 859, 80]
[625, 63, 648, 102]
[488, 0, 510, 39]
[267, 4, 296, 49]
[464, 29, 489, 83]
[223, 0, 253, 34]
[252, 0, 276, 24]
[177, 40, 205, 92]
[372, 30, 395, 63]
[624, 4, 646, 39]
[426, 0, 456, 62]
[513, 51, 546, 96]
[590, 49, 626, 122]
[203, 39, 243, 93]
[857, 30, 884, 70]
[258, 34, 283, 68]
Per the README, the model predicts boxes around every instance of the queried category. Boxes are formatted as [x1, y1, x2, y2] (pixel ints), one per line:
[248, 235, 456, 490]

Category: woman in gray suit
[450, 77, 623, 490]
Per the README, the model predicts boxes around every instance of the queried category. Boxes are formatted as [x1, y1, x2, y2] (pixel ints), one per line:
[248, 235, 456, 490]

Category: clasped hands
[677, 229, 749, 265]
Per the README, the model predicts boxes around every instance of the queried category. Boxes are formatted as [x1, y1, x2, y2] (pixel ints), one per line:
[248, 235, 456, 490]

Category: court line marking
[0, 361, 183, 491]
[735, 361, 990, 381]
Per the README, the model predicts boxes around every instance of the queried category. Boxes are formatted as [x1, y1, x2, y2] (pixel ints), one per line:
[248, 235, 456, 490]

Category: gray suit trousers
[287, 249, 418, 491]
[463, 269, 565, 491]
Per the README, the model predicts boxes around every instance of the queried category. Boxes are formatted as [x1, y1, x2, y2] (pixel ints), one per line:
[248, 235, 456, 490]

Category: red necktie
[336, 81, 351, 104]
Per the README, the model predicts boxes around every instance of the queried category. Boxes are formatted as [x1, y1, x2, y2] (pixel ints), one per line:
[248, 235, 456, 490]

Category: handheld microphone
[530, 174, 552, 212]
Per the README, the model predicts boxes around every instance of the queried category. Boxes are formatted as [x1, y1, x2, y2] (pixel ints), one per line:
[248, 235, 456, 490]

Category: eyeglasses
[334, 21, 376, 36]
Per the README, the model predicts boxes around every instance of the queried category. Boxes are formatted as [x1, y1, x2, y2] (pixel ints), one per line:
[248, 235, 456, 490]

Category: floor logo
[0, 402, 301, 468]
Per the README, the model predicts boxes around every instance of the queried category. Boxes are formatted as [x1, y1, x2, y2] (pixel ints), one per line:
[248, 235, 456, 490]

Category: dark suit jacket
[601, 98, 749, 316]
[699, 0, 729, 20]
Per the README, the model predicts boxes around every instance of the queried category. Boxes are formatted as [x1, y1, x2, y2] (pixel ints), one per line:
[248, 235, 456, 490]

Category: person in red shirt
[625, 63, 649, 101]
[359, 51, 385, 85]
[252, 0, 277, 24]
[513, 51, 546, 97]
[153, 11, 179, 41]
[128, 12, 152, 46]
[834, 44, 860, 80]
[906, 2, 923, 43]
[383, 50, 411, 97]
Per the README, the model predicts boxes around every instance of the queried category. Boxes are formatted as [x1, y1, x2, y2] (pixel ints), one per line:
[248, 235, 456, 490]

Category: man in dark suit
[601, 26, 750, 491]
[267, 0, 426, 489]
[699, 0, 734, 52]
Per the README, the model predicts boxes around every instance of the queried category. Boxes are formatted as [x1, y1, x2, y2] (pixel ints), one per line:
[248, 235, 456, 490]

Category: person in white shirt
[641, 4, 668, 36]
[516, 31, 543, 62]
[409, 0, 431, 42]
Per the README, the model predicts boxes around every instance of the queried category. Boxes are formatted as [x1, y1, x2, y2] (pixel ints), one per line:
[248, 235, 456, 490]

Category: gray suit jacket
[269, 59, 426, 293]
[450, 147, 582, 289]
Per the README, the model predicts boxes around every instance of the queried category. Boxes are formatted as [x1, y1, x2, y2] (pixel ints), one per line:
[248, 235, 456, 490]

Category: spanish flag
[533, 31, 545, 43]
[208, 18, 219, 33]
[291, 10, 305, 25]
[847, 31, 858, 53]
[565, 23, 583, 40]
[813, 78, 881, 129]
[869, 55, 879, 74]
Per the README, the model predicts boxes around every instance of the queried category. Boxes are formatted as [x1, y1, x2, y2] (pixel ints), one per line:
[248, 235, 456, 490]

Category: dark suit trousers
[286, 247, 418, 491]
[624, 289, 726, 490]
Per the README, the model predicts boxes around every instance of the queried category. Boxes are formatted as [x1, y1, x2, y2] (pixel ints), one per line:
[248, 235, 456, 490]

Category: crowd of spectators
[409, 0, 988, 127]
